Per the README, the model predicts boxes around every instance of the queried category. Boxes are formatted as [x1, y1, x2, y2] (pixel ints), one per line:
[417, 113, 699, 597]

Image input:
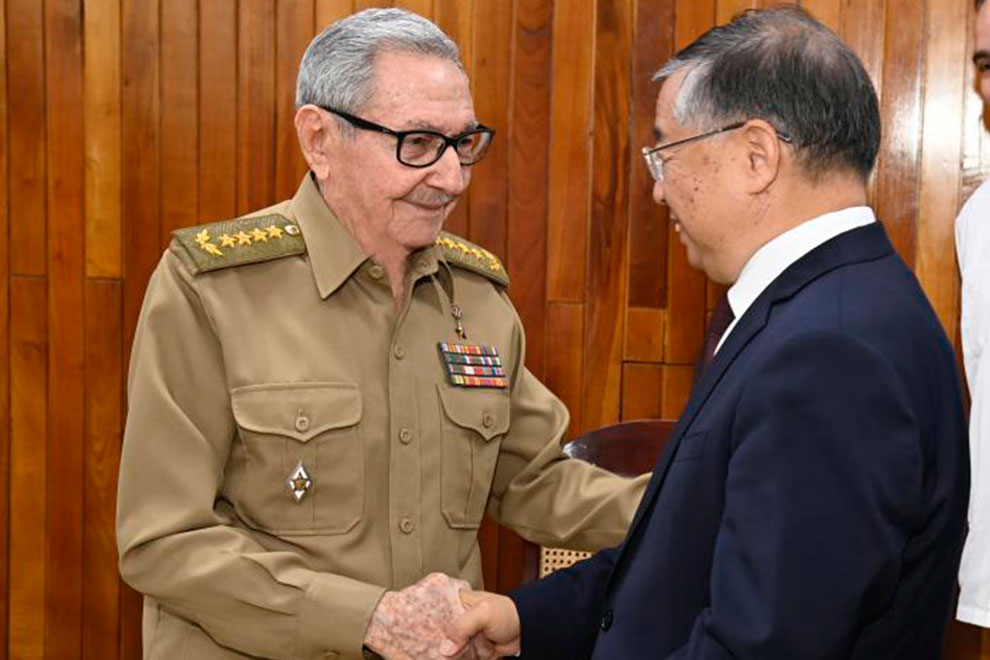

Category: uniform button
[323, 652, 339, 660]
[416, 260, 429, 272]
[482, 412, 495, 429]
[369, 264, 384, 280]
[399, 428, 413, 444]
[399, 518, 415, 534]
[393, 344, 405, 360]
[295, 415, 310, 433]
[600, 609, 613, 631]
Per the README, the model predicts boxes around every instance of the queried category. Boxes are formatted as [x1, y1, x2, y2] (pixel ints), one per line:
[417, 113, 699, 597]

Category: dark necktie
[700, 294, 735, 373]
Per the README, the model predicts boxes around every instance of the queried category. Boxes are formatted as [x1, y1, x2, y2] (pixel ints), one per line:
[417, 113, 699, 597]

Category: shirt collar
[716, 206, 876, 353]
[290, 174, 442, 299]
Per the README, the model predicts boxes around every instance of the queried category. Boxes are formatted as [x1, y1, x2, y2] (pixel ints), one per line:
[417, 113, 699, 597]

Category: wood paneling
[0, 1, 984, 655]
[44, 2, 86, 656]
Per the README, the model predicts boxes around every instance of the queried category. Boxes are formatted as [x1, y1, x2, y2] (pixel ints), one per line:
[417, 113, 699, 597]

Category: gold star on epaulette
[235, 231, 252, 246]
[251, 228, 269, 242]
[219, 234, 237, 248]
[267, 225, 283, 239]
[172, 213, 306, 275]
[434, 231, 509, 287]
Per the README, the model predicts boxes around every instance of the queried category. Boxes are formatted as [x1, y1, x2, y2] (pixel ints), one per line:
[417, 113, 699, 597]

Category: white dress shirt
[715, 206, 877, 354]
[956, 180, 990, 628]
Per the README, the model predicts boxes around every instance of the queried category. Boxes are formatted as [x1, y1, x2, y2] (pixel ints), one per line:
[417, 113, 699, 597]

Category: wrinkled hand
[441, 590, 521, 659]
[364, 573, 493, 660]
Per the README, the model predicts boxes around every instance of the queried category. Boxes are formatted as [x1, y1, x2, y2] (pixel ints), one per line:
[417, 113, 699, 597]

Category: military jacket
[116, 175, 647, 660]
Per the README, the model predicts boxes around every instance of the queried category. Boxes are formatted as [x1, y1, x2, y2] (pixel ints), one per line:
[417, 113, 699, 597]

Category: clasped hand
[363, 573, 521, 660]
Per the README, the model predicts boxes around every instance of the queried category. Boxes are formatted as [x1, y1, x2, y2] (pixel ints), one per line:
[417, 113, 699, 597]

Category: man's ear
[295, 105, 333, 180]
[740, 119, 783, 194]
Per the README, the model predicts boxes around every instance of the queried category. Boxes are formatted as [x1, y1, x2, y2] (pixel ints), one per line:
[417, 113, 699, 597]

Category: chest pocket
[437, 385, 510, 529]
[230, 382, 363, 535]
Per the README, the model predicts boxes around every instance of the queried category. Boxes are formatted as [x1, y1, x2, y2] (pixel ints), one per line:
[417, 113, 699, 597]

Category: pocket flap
[437, 385, 510, 441]
[231, 382, 362, 443]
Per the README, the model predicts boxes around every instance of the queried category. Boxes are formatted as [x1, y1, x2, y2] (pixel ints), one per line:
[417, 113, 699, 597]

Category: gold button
[369, 264, 384, 280]
[399, 428, 413, 444]
[399, 518, 415, 534]
[393, 344, 405, 360]
[295, 415, 310, 433]
[482, 412, 494, 429]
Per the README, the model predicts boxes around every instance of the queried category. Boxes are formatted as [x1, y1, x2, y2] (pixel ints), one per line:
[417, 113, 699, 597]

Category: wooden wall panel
[7, 0, 46, 277]
[83, 0, 122, 278]
[44, 2, 86, 656]
[0, 0, 8, 652]
[0, 1, 984, 655]
[199, 0, 238, 223]
[237, 0, 277, 215]
[160, 0, 199, 243]
[9, 278, 47, 660]
[82, 283, 122, 660]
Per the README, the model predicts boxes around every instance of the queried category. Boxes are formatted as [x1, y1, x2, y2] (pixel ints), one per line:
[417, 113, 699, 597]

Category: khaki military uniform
[117, 175, 647, 660]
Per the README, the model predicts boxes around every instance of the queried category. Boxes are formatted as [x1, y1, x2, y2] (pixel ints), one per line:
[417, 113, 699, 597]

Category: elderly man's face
[326, 51, 475, 252]
[977, 1, 990, 104]
[651, 72, 745, 284]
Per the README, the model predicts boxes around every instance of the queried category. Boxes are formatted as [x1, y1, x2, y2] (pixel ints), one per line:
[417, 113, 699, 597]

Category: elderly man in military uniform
[116, 8, 645, 660]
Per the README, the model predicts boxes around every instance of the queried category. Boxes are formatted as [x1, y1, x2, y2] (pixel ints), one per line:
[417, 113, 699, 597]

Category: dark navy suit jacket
[512, 223, 969, 659]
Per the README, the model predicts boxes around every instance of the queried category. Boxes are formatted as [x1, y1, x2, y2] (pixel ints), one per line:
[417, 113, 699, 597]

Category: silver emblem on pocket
[288, 462, 312, 502]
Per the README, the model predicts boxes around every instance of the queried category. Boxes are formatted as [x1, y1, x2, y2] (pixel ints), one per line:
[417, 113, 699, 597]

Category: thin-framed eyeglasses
[641, 121, 793, 183]
[320, 106, 496, 168]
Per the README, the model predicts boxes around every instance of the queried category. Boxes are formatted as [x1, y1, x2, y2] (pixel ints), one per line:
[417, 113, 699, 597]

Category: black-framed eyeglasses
[321, 106, 496, 168]
[641, 121, 793, 183]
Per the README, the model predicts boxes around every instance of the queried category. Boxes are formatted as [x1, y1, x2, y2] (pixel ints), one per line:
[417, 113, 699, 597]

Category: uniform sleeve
[116, 250, 385, 660]
[484, 294, 649, 551]
[671, 331, 923, 658]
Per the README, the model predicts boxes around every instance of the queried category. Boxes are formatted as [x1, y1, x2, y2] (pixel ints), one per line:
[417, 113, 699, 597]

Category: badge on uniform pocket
[288, 461, 312, 502]
[437, 342, 508, 389]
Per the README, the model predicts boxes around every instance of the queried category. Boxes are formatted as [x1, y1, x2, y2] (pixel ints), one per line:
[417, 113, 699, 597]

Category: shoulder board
[172, 214, 305, 274]
[435, 232, 509, 287]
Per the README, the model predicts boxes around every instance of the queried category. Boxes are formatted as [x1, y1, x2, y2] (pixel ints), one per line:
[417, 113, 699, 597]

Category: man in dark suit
[440, 6, 969, 659]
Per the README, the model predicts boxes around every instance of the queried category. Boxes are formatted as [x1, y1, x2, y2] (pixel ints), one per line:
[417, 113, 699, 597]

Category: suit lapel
[613, 222, 895, 564]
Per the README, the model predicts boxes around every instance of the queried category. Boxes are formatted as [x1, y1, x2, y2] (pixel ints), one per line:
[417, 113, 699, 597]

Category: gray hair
[655, 5, 881, 181]
[296, 8, 463, 130]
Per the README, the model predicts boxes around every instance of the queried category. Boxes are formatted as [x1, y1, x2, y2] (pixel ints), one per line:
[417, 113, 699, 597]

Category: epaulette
[435, 232, 509, 287]
[172, 213, 305, 274]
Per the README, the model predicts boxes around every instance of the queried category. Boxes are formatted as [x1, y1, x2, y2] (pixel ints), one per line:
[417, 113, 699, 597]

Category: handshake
[363, 573, 524, 660]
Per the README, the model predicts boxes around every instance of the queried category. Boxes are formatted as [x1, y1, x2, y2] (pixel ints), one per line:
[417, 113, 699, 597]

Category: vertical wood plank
[627, 0, 674, 312]
[161, 0, 200, 243]
[45, 1, 86, 656]
[83, 0, 122, 278]
[238, 0, 278, 215]
[276, 0, 315, 201]
[582, 0, 633, 431]
[0, 0, 8, 650]
[546, 0, 594, 302]
[802, 0, 841, 33]
[355, 0, 392, 9]
[917, 0, 966, 337]
[118, 585, 142, 660]
[624, 307, 664, 362]
[122, 0, 161, 354]
[545, 303, 585, 436]
[621, 363, 663, 420]
[840, 0, 885, 117]
[468, 0, 512, 260]
[717, 0, 755, 24]
[9, 278, 47, 660]
[7, 0, 46, 276]
[872, 0, 924, 267]
[433, 0, 474, 237]
[316, 0, 355, 30]
[664, 2, 713, 364]
[394, 0, 433, 17]
[82, 283, 122, 660]
[199, 0, 238, 223]
[507, 0, 553, 380]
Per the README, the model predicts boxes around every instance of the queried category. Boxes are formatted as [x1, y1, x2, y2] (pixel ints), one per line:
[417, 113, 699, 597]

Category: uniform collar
[290, 174, 444, 299]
